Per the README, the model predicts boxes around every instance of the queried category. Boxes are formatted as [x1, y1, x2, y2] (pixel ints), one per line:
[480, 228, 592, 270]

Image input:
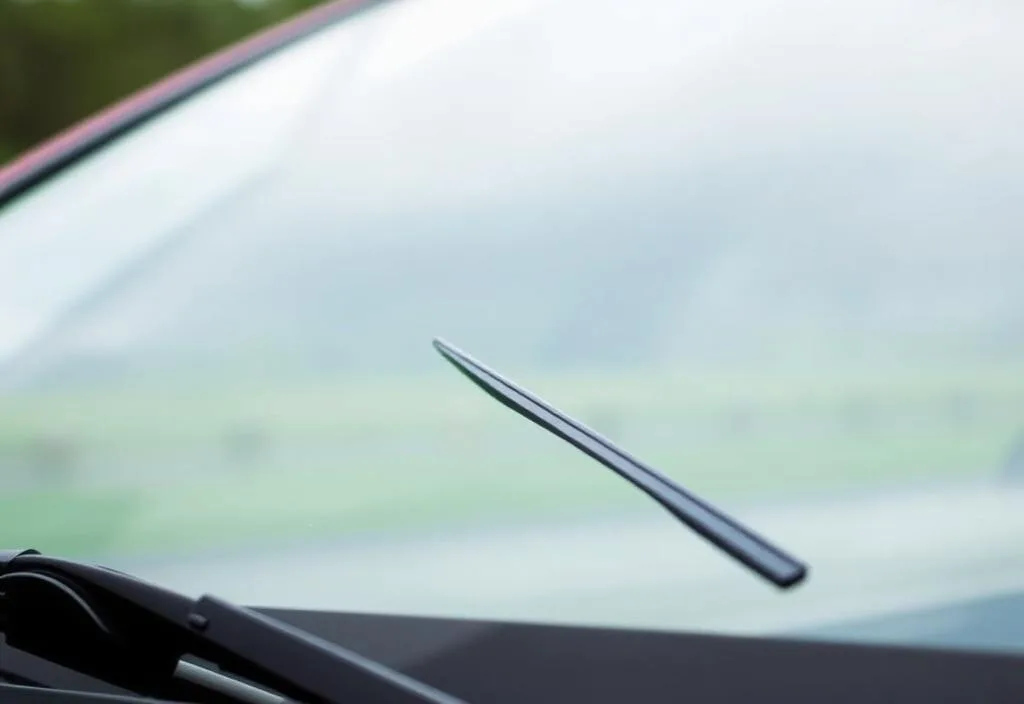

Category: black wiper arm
[0, 549, 464, 704]
[432, 339, 808, 589]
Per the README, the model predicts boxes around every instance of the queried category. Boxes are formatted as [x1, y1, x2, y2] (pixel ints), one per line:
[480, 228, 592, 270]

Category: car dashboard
[4, 603, 1024, 704]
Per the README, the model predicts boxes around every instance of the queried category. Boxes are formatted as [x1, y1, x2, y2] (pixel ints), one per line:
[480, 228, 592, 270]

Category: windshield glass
[2, 0, 1024, 654]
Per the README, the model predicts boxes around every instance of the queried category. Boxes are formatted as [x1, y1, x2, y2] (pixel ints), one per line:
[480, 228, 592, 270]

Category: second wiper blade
[433, 338, 808, 589]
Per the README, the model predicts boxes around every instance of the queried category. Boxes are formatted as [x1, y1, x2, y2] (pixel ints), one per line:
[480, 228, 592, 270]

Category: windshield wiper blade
[0, 549, 464, 704]
[432, 338, 808, 589]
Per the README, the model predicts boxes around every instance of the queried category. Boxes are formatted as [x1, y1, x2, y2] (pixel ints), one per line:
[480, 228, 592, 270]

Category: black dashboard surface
[4, 600, 1024, 704]
[252, 607, 1024, 704]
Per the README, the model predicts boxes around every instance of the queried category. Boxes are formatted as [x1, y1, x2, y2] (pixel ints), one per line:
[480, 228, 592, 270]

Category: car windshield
[2, 0, 1024, 655]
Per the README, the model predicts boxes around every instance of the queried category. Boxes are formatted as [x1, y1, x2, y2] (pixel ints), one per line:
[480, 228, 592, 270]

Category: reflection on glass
[0, 0, 1023, 653]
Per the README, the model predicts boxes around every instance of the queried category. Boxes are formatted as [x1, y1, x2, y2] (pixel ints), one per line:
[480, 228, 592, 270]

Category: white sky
[0, 0, 1021, 363]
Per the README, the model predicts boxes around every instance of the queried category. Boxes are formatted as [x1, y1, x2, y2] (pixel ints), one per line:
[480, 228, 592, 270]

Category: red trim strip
[0, 0, 377, 204]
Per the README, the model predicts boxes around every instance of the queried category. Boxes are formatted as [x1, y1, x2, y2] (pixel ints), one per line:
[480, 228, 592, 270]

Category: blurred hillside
[0, 0, 329, 165]
[2, 0, 1024, 388]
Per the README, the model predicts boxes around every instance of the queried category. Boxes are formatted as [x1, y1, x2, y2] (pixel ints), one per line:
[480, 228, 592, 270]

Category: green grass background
[2, 362, 1022, 558]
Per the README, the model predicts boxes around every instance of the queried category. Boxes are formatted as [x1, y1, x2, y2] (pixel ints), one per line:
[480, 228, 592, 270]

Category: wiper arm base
[0, 550, 463, 704]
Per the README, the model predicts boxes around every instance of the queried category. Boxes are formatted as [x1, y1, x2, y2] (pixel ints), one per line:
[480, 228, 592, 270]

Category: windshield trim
[0, 0, 388, 211]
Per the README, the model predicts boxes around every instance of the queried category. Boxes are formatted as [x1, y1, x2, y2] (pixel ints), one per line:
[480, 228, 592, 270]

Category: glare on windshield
[0, 0, 1023, 653]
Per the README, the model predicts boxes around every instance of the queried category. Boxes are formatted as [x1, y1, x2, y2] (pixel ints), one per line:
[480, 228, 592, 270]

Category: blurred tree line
[0, 0, 330, 165]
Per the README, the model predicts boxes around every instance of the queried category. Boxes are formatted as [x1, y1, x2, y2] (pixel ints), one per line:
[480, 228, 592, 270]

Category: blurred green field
[2, 362, 1022, 558]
